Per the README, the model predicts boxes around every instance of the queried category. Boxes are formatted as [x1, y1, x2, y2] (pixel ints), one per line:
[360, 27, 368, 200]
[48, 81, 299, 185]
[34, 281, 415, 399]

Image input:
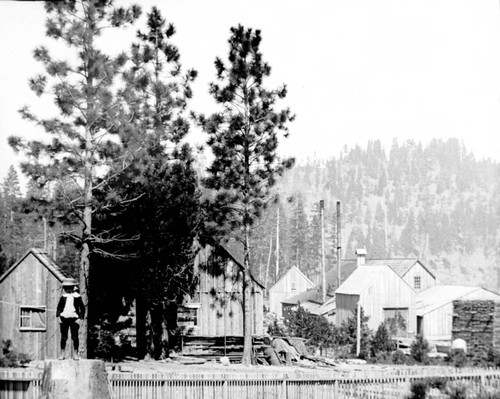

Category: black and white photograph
[1, 0, 500, 397]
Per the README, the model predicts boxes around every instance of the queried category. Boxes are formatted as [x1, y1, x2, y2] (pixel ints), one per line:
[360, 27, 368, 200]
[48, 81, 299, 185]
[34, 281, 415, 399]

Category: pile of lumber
[452, 300, 500, 359]
[180, 335, 271, 363]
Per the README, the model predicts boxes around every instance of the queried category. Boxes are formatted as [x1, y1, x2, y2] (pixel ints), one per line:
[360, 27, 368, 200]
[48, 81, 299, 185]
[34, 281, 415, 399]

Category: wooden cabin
[335, 262, 416, 335]
[416, 285, 500, 340]
[269, 266, 315, 317]
[178, 244, 264, 337]
[0, 248, 66, 360]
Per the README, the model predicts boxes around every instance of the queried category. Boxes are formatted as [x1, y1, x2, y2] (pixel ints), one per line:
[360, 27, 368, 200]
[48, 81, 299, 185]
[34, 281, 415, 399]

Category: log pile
[452, 300, 500, 359]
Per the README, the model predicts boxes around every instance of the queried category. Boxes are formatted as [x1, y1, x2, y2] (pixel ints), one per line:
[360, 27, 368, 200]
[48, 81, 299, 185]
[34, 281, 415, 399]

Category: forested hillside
[1, 137, 499, 293]
[250, 138, 500, 292]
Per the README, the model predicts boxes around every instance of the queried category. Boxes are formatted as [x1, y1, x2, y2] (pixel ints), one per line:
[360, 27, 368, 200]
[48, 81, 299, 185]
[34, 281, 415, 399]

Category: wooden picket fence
[2, 366, 500, 398]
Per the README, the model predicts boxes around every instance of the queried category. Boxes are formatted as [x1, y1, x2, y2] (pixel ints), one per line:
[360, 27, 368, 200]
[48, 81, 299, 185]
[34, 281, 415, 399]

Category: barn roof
[0, 248, 67, 284]
[335, 265, 392, 295]
[416, 285, 500, 316]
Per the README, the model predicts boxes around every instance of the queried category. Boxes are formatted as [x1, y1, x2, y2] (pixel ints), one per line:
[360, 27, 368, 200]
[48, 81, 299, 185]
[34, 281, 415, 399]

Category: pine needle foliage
[198, 25, 294, 364]
[8, 0, 141, 358]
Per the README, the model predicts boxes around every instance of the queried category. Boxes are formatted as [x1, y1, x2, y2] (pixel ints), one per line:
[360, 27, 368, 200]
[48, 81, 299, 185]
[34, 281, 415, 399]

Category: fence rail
[2, 367, 500, 399]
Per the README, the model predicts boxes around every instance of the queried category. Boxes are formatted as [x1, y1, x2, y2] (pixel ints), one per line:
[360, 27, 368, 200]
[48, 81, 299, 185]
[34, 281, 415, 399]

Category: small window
[20, 306, 46, 331]
[291, 282, 297, 291]
[414, 276, 421, 290]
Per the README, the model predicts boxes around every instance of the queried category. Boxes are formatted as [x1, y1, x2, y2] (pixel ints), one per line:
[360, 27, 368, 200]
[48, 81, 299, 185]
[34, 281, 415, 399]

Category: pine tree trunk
[241, 223, 253, 365]
[79, 140, 92, 359]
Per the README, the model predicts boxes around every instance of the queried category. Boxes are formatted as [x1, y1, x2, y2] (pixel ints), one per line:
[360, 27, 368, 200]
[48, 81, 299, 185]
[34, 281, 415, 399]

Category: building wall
[336, 294, 360, 326]
[0, 253, 61, 360]
[337, 268, 416, 334]
[269, 267, 314, 317]
[402, 262, 436, 292]
[421, 303, 453, 339]
[360, 268, 416, 333]
[185, 246, 264, 336]
[423, 289, 500, 340]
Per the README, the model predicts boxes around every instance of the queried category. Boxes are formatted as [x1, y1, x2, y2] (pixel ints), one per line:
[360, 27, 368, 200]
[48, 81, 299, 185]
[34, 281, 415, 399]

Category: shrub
[445, 382, 467, 399]
[0, 339, 31, 367]
[371, 322, 395, 356]
[451, 348, 467, 368]
[411, 335, 430, 364]
[392, 349, 407, 364]
[338, 307, 373, 358]
[408, 380, 428, 399]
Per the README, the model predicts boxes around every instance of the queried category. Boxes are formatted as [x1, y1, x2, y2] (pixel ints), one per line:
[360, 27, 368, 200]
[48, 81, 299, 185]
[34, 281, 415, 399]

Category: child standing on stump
[56, 278, 85, 359]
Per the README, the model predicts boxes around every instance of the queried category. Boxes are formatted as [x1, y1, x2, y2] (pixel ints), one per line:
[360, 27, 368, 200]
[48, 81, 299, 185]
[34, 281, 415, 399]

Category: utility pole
[356, 301, 361, 357]
[275, 206, 280, 279]
[42, 216, 47, 251]
[336, 201, 341, 289]
[320, 200, 326, 303]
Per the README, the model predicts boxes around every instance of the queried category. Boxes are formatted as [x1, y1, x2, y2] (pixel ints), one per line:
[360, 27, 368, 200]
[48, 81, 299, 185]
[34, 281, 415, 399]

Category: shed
[268, 266, 315, 317]
[178, 244, 264, 337]
[0, 248, 66, 360]
[335, 264, 416, 334]
[416, 285, 500, 340]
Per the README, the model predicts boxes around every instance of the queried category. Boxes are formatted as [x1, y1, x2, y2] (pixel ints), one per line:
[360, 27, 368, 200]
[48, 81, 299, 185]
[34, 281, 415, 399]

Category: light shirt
[60, 293, 79, 318]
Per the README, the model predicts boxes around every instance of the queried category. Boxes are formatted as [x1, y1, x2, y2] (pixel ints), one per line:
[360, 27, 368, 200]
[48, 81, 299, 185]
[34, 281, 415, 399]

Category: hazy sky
[1, 0, 500, 184]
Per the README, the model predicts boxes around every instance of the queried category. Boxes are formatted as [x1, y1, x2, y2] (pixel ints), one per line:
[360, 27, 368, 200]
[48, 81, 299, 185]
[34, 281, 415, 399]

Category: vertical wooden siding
[194, 246, 264, 336]
[361, 268, 416, 333]
[269, 267, 314, 317]
[0, 253, 61, 360]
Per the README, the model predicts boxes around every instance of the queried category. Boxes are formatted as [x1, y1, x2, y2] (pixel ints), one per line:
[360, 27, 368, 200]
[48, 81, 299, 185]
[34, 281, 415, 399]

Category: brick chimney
[356, 248, 367, 267]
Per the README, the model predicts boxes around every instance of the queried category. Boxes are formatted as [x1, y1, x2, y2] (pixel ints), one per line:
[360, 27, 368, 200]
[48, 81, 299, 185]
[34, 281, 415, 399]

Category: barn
[0, 248, 67, 360]
[268, 266, 315, 317]
[416, 285, 500, 340]
[335, 261, 416, 335]
[178, 244, 264, 337]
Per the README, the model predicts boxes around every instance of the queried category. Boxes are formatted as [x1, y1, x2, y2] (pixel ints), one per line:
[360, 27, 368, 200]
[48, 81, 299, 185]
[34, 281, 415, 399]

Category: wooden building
[351, 249, 436, 292]
[0, 248, 66, 360]
[417, 285, 500, 340]
[178, 244, 264, 337]
[268, 266, 314, 317]
[335, 262, 416, 335]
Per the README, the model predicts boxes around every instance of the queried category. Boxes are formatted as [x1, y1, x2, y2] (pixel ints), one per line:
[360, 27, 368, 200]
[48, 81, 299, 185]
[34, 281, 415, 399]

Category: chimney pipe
[356, 248, 367, 267]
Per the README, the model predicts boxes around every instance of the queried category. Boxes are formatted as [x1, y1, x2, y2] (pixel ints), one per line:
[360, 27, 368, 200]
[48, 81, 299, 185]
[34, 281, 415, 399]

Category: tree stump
[40, 360, 111, 399]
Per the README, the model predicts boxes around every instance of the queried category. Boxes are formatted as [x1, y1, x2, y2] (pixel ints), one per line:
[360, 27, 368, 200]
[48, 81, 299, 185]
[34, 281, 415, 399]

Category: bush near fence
[2, 366, 500, 399]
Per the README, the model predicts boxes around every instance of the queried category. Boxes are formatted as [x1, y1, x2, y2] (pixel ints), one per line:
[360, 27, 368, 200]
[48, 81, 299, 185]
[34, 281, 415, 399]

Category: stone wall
[452, 300, 500, 360]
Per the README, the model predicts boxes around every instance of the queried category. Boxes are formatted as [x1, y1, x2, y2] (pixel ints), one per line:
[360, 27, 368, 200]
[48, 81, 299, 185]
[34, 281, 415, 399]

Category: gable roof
[416, 285, 500, 316]
[366, 258, 436, 279]
[269, 266, 314, 293]
[0, 248, 67, 284]
[335, 265, 393, 295]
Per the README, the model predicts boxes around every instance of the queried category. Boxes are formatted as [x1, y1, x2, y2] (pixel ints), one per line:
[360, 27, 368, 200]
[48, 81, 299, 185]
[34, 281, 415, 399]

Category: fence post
[281, 376, 287, 399]
[334, 379, 339, 398]
[222, 376, 228, 399]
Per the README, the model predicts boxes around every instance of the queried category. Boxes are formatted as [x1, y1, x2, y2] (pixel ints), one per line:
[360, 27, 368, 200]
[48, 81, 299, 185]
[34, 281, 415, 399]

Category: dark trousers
[60, 317, 79, 351]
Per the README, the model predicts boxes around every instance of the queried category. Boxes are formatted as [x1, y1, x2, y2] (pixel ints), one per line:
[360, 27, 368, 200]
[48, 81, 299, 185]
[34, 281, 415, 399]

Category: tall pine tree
[198, 25, 294, 364]
[9, 0, 141, 358]
[116, 7, 199, 360]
